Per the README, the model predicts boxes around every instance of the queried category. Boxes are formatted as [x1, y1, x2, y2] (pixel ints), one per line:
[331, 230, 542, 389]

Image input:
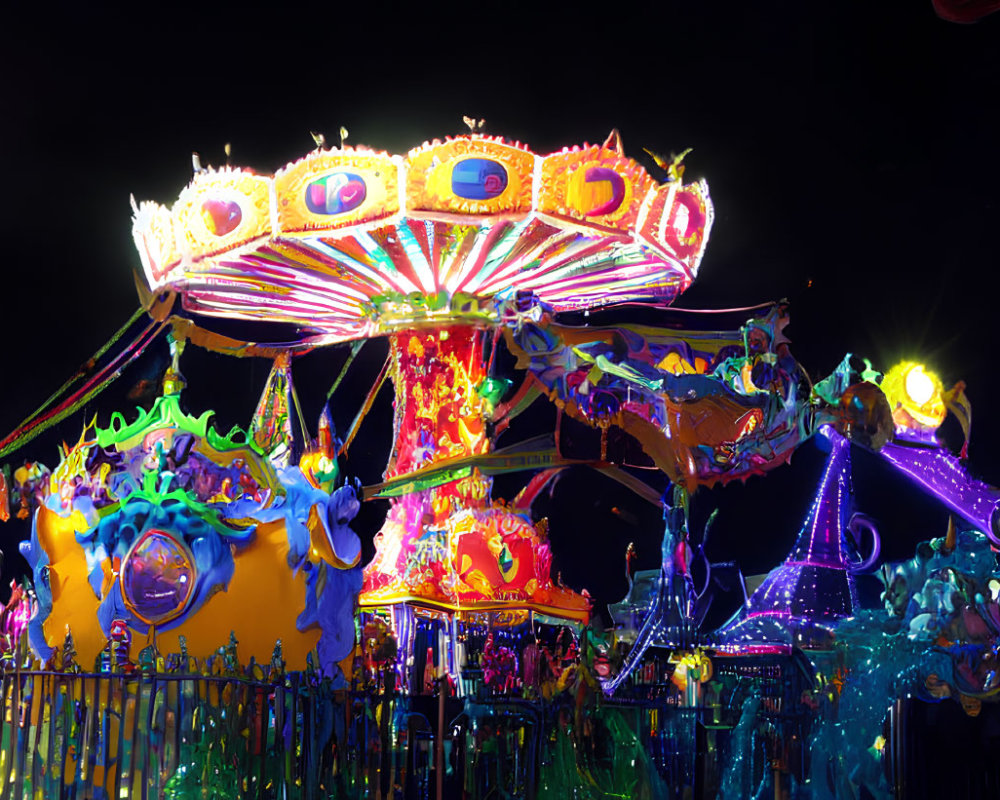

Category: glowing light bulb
[904, 366, 935, 406]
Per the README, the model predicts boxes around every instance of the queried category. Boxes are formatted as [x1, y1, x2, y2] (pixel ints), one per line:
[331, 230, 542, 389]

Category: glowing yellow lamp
[881, 361, 947, 431]
[904, 366, 935, 406]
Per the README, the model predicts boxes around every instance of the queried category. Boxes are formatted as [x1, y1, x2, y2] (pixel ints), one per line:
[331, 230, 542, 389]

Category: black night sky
[1, 3, 998, 635]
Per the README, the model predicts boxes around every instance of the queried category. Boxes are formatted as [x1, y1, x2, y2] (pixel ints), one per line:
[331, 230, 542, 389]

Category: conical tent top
[712, 431, 858, 651]
[787, 433, 852, 568]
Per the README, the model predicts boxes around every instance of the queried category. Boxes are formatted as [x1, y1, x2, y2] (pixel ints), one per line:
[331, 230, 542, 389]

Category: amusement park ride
[0, 128, 998, 799]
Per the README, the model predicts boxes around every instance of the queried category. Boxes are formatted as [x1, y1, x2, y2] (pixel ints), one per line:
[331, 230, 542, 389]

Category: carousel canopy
[133, 134, 712, 343]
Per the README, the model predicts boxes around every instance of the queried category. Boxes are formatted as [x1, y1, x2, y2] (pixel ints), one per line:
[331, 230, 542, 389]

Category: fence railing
[0, 667, 799, 800]
[0, 669, 356, 800]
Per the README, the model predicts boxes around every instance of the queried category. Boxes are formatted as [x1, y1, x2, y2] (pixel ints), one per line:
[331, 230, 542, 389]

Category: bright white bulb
[905, 366, 935, 406]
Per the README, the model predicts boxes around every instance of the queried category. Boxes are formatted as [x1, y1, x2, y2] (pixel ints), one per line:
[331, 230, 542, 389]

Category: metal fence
[0, 666, 834, 800]
[0, 668, 354, 800]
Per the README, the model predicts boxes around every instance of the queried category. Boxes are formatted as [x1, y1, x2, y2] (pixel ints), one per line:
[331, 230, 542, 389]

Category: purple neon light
[788, 433, 852, 568]
[846, 514, 881, 572]
[878, 438, 1000, 546]
[713, 431, 859, 650]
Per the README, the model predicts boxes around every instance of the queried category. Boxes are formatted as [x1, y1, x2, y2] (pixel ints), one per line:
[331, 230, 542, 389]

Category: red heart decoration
[201, 199, 243, 236]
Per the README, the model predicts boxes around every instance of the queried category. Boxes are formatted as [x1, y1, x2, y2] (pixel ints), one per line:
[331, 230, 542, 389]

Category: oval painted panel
[122, 529, 195, 625]
[666, 189, 707, 256]
[201, 198, 243, 236]
[450, 158, 509, 200]
[305, 172, 368, 215]
[582, 167, 626, 216]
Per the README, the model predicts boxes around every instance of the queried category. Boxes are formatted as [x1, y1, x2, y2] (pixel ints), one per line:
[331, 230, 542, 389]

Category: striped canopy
[133, 134, 712, 343]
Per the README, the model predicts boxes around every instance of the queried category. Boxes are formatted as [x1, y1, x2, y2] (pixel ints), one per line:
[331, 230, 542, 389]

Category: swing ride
[0, 129, 998, 799]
